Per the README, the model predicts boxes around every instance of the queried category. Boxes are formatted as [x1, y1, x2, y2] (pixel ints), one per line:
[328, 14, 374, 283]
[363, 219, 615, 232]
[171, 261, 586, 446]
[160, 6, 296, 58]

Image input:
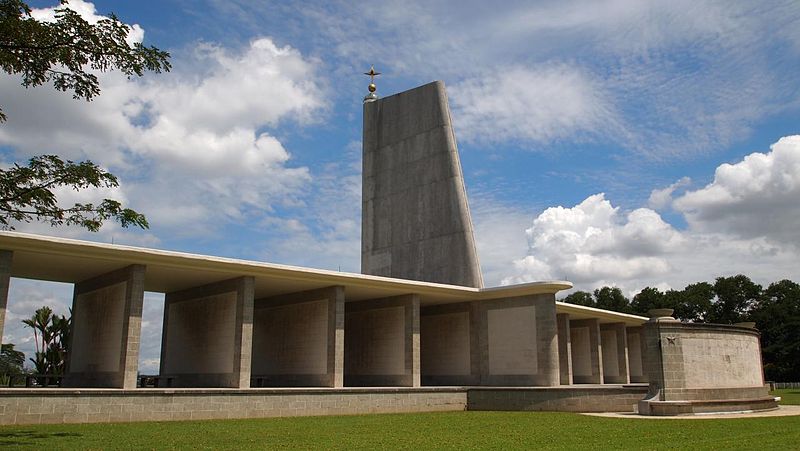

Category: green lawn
[0, 409, 799, 450]
[773, 388, 800, 405]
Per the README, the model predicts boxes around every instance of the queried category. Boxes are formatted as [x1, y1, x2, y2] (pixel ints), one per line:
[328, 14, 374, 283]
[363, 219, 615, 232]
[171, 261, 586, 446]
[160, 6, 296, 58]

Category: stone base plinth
[638, 386, 779, 416]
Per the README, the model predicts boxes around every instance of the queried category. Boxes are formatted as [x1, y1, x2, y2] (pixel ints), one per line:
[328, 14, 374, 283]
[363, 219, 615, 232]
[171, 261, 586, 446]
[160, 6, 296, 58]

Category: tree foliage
[0, 0, 170, 121]
[0, 0, 170, 231]
[22, 305, 70, 375]
[560, 274, 800, 381]
[0, 343, 25, 376]
[0, 154, 148, 230]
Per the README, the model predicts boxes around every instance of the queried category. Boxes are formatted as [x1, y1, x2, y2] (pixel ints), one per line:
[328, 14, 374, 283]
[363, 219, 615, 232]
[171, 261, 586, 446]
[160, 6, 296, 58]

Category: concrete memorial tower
[361, 69, 483, 288]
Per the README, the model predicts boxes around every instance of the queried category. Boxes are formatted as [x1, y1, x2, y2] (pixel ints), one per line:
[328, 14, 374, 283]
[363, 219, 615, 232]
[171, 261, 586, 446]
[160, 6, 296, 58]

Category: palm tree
[22, 306, 71, 378]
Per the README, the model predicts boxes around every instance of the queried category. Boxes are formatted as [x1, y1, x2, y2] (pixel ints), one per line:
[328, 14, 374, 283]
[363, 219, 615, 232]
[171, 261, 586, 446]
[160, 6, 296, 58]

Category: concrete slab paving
[582, 405, 800, 419]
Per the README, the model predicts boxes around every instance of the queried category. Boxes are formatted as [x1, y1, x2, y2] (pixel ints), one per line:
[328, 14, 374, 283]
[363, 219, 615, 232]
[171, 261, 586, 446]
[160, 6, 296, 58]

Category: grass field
[773, 388, 800, 405]
[0, 391, 796, 450]
[0, 401, 799, 450]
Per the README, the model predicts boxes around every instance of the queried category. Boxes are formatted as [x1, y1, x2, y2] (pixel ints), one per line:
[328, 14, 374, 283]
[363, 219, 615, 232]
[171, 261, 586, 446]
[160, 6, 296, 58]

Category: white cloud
[471, 197, 532, 286]
[503, 193, 680, 287]
[450, 65, 622, 145]
[673, 135, 800, 244]
[251, 0, 799, 158]
[502, 136, 800, 294]
[0, 29, 324, 235]
[647, 176, 691, 210]
[30, 0, 145, 45]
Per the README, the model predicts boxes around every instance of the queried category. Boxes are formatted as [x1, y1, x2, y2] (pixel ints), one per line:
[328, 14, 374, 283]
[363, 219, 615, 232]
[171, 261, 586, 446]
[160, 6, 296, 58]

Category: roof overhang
[0, 232, 646, 325]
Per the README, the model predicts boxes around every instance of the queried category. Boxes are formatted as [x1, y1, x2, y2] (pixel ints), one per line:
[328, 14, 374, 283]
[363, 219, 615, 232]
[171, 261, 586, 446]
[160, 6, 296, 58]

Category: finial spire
[363, 65, 380, 103]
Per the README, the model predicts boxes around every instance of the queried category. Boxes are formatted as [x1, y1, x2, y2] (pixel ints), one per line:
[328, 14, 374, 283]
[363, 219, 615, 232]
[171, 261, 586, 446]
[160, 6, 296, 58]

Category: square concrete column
[0, 250, 12, 345]
[420, 302, 478, 385]
[252, 286, 344, 387]
[64, 264, 145, 388]
[475, 293, 559, 386]
[344, 294, 420, 387]
[556, 313, 573, 385]
[160, 276, 254, 388]
[626, 326, 647, 383]
[600, 322, 629, 384]
[570, 318, 603, 384]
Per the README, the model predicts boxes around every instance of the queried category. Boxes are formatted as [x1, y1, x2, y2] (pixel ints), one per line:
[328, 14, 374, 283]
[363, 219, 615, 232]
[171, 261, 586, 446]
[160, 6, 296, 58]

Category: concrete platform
[583, 405, 800, 419]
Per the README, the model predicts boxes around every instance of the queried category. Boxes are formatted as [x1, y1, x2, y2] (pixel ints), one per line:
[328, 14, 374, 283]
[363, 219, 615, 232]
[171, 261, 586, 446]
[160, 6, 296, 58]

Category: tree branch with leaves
[0, 0, 170, 231]
[0, 154, 148, 230]
[0, 0, 171, 121]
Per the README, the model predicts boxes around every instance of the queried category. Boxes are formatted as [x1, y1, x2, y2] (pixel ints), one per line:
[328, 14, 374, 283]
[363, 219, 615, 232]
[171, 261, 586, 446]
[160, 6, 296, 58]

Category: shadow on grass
[0, 431, 81, 447]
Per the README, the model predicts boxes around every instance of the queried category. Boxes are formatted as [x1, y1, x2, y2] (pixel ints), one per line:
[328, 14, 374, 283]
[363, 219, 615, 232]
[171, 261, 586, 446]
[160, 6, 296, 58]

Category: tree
[22, 306, 71, 376]
[630, 286, 665, 316]
[750, 280, 800, 381]
[0, 343, 25, 386]
[673, 282, 713, 323]
[0, 343, 25, 374]
[561, 290, 595, 308]
[0, 0, 170, 231]
[709, 275, 761, 324]
[0, 155, 148, 230]
[593, 286, 630, 313]
[0, 0, 170, 121]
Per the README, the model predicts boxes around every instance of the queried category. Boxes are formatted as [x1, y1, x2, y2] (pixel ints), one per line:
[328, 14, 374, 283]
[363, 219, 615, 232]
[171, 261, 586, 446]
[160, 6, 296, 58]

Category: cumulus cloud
[647, 177, 691, 210]
[30, 0, 145, 45]
[0, 27, 324, 234]
[502, 136, 800, 294]
[450, 65, 622, 145]
[503, 193, 680, 286]
[673, 136, 800, 245]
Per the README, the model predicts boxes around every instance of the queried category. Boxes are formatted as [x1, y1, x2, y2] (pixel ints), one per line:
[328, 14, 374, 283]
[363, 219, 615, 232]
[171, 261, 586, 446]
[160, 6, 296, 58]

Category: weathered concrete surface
[626, 326, 647, 383]
[0, 387, 467, 425]
[0, 250, 11, 345]
[252, 286, 344, 387]
[362, 81, 483, 288]
[556, 313, 573, 385]
[344, 294, 420, 387]
[160, 277, 254, 388]
[420, 302, 478, 385]
[638, 313, 776, 415]
[570, 319, 603, 384]
[64, 265, 145, 389]
[600, 323, 629, 384]
[475, 294, 559, 386]
[468, 385, 648, 413]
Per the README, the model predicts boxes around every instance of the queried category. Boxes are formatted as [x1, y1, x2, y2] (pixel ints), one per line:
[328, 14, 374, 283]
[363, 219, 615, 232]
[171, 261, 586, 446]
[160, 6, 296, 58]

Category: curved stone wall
[638, 312, 776, 415]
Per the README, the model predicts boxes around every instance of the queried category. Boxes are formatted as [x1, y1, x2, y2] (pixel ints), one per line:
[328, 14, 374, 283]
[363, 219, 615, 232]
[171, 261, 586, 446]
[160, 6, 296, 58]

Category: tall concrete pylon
[361, 81, 483, 288]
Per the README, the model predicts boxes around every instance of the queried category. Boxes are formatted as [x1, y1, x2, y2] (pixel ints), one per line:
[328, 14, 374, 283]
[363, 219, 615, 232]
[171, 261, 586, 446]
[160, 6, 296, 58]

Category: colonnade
[0, 257, 647, 389]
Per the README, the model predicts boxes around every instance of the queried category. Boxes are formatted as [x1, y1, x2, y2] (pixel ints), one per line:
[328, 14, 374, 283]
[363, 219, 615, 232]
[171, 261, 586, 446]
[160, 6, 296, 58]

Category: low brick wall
[0, 388, 467, 425]
[467, 385, 649, 413]
[0, 385, 652, 425]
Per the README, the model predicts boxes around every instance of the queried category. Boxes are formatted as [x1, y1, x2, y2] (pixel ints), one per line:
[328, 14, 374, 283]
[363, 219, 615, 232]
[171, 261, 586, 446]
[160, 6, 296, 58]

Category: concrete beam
[0, 250, 11, 345]
[420, 302, 479, 385]
[600, 322, 629, 384]
[570, 318, 603, 384]
[556, 313, 573, 385]
[160, 276, 254, 388]
[344, 294, 420, 387]
[64, 264, 145, 388]
[252, 286, 344, 387]
[475, 293, 559, 386]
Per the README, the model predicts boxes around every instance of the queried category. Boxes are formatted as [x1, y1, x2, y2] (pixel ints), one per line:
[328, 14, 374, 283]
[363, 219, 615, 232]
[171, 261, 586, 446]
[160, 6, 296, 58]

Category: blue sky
[2, 0, 800, 371]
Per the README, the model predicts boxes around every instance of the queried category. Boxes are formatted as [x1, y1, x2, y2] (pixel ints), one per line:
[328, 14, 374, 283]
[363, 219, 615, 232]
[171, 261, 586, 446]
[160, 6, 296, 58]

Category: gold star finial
[364, 65, 380, 87]
[363, 65, 380, 102]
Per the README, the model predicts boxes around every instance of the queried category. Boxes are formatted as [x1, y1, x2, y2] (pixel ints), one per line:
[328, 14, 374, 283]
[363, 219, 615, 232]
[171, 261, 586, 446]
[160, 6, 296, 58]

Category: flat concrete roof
[0, 232, 646, 326]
